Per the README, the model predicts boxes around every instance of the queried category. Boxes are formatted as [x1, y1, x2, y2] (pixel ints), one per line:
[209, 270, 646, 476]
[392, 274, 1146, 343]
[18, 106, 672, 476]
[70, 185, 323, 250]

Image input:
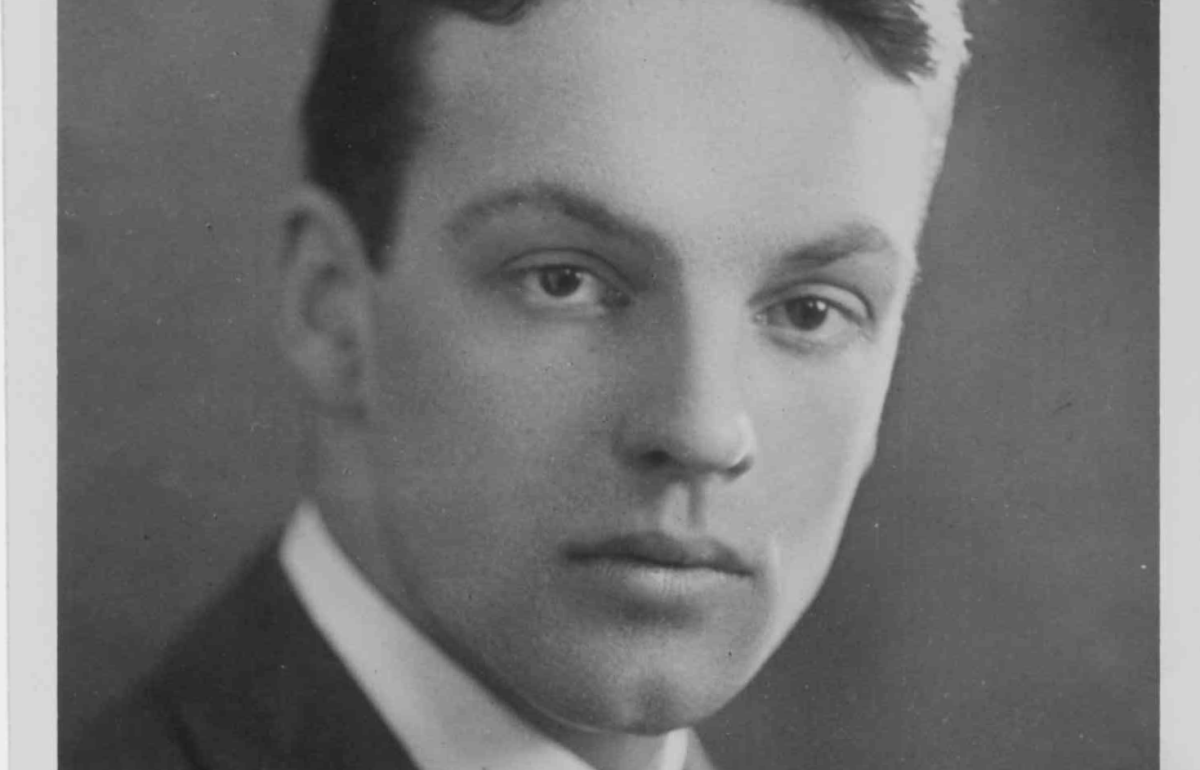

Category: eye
[779, 296, 833, 331]
[533, 266, 590, 299]
[756, 290, 867, 351]
[511, 262, 628, 314]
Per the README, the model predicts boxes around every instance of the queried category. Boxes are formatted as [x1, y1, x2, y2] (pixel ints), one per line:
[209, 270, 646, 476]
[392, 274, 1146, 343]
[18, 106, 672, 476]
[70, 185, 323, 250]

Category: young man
[70, 1, 968, 768]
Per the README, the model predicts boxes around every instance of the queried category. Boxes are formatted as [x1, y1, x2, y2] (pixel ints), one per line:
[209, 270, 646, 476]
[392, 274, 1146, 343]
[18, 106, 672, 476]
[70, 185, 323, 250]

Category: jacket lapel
[149, 542, 420, 770]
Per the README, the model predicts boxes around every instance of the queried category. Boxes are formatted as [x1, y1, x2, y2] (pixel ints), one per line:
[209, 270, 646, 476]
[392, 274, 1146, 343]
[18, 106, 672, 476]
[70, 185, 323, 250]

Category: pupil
[539, 267, 582, 297]
[786, 297, 828, 330]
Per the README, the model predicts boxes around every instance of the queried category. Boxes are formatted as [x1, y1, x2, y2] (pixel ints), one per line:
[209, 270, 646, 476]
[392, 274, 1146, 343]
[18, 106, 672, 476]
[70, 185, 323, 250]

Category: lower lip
[567, 557, 749, 614]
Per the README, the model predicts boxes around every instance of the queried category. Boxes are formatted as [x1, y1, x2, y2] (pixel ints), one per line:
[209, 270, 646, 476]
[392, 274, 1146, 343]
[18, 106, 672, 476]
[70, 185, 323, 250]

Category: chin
[529, 651, 758, 737]
[612, 685, 727, 736]
[532, 601, 782, 737]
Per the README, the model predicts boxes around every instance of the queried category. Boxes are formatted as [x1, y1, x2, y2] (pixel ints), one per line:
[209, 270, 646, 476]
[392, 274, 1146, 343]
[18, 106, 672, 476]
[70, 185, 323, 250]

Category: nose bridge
[624, 296, 757, 477]
[674, 304, 744, 427]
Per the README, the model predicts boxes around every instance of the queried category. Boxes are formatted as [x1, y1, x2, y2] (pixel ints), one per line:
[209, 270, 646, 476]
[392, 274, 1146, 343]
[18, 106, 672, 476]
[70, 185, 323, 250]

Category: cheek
[757, 351, 891, 499]
[747, 351, 895, 598]
[371, 303, 618, 524]
[366, 326, 609, 627]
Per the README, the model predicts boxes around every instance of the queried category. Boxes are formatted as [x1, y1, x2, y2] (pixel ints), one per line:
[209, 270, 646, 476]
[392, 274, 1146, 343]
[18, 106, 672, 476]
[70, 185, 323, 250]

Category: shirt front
[279, 502, 690, 770]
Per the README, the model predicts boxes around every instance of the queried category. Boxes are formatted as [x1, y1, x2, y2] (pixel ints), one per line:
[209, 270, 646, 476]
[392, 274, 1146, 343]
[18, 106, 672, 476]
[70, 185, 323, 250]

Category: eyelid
[503, 249, 631, 293]
[753, 292, 871, 357]
[502, 248, 632, 309]
[756, 280, 872, 324]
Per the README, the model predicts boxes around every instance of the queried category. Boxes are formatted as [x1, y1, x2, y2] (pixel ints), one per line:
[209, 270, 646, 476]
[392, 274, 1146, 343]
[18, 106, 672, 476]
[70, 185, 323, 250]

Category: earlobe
[278, 186, 374, 418]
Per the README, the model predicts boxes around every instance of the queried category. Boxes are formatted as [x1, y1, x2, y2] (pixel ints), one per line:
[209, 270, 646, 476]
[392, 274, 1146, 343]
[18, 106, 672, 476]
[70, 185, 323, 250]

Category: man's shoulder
[64, 681, 200, 770]
[64, 538, 416, 770]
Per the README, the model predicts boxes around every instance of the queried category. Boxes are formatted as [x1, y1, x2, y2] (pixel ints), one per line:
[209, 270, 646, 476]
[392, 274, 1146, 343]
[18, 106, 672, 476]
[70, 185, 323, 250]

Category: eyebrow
[780, 222, 901, 268]
[445, 181, 672, 256]
[446, 180, 906, 273]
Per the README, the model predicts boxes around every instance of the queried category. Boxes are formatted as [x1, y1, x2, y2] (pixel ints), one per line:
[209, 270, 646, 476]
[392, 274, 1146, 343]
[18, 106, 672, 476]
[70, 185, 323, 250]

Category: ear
[278, 186, 375, 419]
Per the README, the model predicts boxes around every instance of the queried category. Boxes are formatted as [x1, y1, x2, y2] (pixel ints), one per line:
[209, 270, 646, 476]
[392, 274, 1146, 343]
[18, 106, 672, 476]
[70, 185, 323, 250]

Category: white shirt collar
[279, 501, 690, 770]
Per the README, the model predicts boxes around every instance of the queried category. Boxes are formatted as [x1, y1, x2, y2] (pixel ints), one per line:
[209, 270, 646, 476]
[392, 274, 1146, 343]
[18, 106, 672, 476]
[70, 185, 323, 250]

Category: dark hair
[301, 0, 964, 268]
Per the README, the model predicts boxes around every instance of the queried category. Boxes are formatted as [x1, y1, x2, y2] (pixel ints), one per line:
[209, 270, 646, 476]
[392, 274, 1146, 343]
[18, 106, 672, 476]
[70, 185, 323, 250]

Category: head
[281, 0, 967, 755]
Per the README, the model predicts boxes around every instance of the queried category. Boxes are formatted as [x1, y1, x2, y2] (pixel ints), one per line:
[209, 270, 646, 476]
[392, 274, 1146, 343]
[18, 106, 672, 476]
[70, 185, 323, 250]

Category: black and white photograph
[43, 0, 1165, 767]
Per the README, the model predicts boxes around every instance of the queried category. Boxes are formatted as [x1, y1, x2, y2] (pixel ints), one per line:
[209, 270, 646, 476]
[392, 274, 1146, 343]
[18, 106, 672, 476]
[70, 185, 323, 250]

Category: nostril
[639, 448, 674, 471]
[633, 443, 754, 479]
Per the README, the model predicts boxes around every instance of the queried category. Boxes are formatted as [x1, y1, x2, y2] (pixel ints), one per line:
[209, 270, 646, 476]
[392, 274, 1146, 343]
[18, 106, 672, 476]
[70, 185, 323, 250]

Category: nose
[618, 313, 758, 480]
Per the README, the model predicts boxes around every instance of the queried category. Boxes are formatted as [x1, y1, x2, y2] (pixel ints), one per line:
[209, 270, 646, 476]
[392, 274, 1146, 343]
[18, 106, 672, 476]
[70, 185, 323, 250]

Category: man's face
[358, 0, 934, 735]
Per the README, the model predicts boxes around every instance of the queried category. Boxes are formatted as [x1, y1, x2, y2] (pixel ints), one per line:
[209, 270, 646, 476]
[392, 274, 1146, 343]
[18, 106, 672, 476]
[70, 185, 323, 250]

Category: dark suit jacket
[65, 542, 719, 770]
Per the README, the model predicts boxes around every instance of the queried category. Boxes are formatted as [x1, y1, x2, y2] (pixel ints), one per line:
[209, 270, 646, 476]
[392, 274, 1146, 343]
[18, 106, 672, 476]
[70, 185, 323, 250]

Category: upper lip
[565, 531, 753, 576]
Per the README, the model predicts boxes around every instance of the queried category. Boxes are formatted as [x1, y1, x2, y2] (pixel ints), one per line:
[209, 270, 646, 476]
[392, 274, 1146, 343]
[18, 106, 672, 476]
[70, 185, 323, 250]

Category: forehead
[413, 0, 935, 254]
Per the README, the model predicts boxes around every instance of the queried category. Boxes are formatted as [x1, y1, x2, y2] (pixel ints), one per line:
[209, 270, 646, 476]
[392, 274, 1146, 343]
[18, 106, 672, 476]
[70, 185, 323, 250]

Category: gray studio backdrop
[60, 1, 1158, 767]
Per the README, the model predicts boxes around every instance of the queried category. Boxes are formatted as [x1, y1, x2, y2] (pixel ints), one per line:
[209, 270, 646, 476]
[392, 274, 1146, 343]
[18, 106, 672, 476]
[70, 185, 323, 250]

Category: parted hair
[301, 0, 969, 267]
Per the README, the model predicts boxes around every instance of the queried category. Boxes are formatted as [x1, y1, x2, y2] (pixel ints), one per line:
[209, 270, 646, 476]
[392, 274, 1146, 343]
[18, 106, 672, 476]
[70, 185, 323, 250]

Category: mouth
[564, 531, 753, 577]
